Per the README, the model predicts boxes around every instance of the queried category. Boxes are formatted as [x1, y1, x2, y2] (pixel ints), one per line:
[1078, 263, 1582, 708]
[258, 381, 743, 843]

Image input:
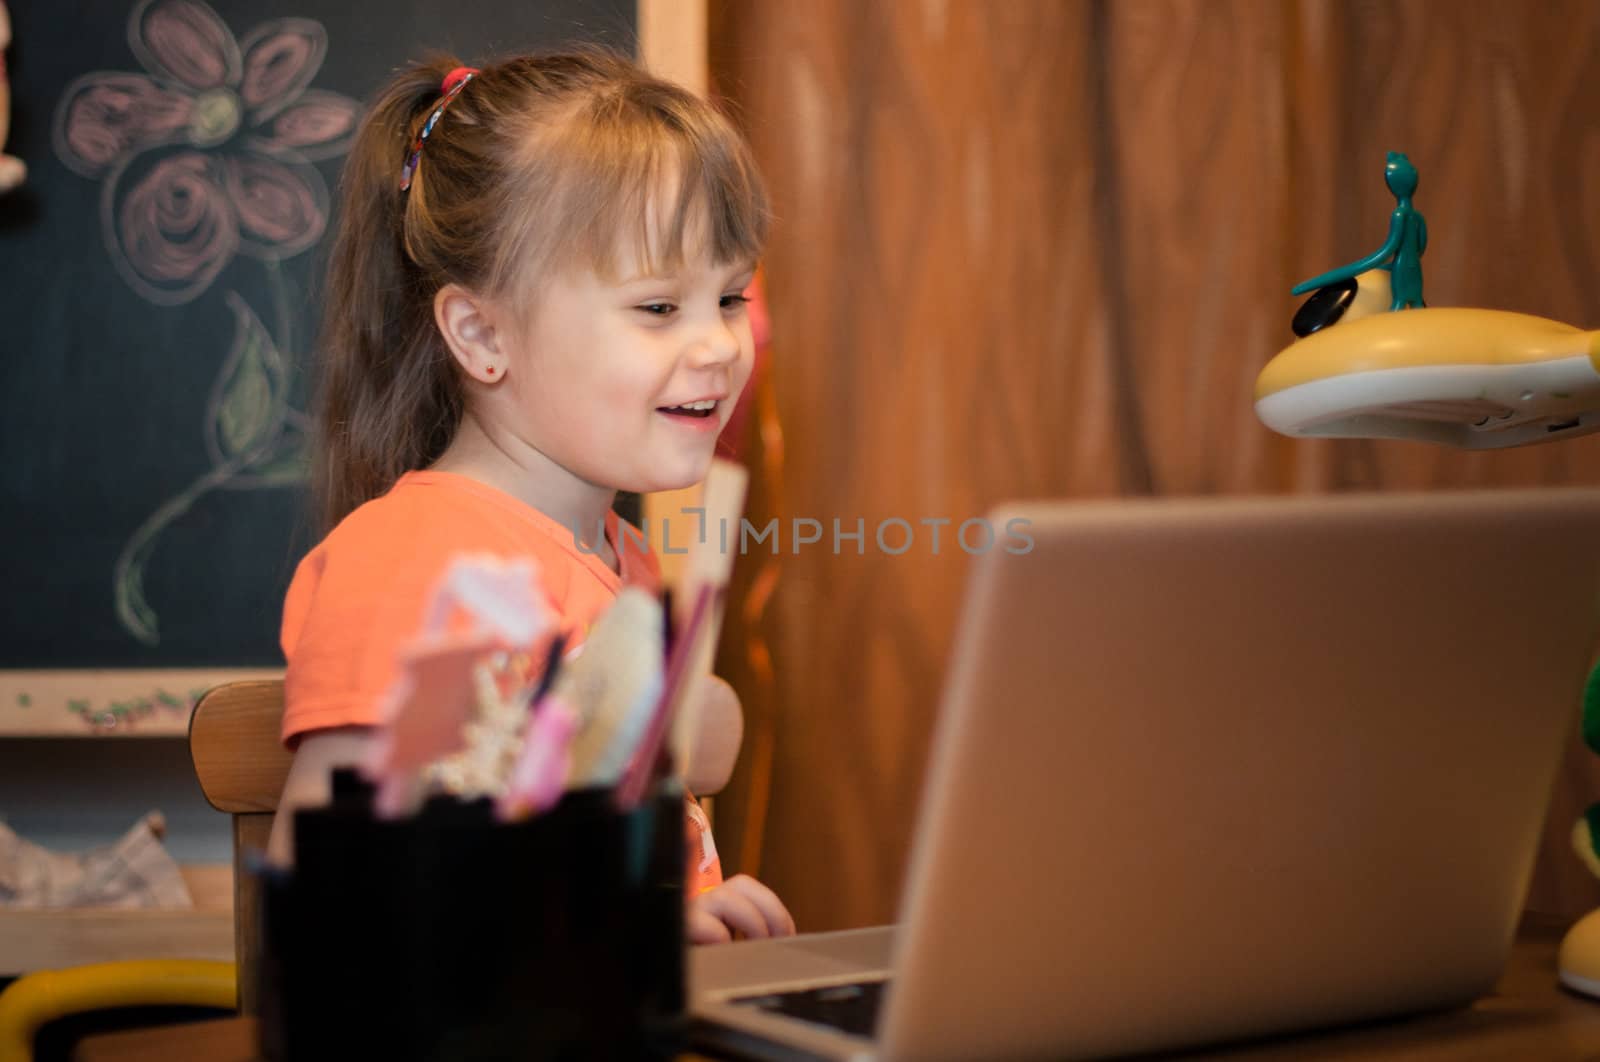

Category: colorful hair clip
[398, 67, 479, 192]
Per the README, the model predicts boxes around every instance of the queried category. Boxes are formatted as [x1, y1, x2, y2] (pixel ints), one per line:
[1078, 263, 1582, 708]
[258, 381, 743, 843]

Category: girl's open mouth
[657, 401, 718, 419]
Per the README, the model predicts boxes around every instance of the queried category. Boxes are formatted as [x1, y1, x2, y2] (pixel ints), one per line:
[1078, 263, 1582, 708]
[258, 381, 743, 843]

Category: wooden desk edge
[71, 916, 1600, 1062]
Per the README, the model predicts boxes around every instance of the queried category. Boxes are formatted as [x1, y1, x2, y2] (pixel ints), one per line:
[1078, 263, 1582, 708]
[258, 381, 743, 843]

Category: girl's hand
[688, 874, 796, 945]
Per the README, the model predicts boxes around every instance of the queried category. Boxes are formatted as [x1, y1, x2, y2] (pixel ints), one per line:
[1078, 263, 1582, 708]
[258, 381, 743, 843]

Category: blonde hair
[313, 48, 769, 530]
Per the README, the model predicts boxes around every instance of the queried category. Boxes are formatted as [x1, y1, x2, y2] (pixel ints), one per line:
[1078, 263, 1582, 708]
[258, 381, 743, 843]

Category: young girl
[269, 48, 794, 947]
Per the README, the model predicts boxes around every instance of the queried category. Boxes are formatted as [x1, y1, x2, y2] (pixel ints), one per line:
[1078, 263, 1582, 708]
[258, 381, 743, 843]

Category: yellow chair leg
[0, 960, 236, 1062]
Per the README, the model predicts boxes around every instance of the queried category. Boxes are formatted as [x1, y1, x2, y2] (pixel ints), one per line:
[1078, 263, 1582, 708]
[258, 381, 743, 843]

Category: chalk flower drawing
[52, 0, 357, 645]
[54, 0, 356, 303]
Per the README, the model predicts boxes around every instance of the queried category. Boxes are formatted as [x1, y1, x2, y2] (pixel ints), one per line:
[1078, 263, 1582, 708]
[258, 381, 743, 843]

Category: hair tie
[441, 66, 478, 95]
[399, 67, 480, 192]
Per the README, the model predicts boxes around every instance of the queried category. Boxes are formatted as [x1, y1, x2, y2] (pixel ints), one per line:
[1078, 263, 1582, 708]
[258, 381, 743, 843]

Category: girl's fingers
[698, 884, 772, 940]
[688, 904, 733, 945]
[723, 875, 797, 937]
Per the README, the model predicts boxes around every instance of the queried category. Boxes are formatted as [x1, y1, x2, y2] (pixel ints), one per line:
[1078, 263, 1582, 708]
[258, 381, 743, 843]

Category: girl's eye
[638, 302, 676, 316]
[720, 293, 751, 312]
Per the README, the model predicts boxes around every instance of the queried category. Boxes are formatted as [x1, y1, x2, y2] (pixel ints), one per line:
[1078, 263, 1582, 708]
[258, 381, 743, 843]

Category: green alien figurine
[1292, 151, 1428, 311]
[1560, 660, 1600, 997]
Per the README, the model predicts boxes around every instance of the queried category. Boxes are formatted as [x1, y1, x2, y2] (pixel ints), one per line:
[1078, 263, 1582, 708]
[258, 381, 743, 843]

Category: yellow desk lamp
[1255, 270, 1600, 448]
[1255, 152, 1600, 1000]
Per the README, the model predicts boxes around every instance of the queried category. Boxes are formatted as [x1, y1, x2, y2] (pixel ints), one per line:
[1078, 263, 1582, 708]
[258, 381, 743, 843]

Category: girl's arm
[684, 674, 744, 796]
[681, 676, 796, 943]
[266, 725, 380, 866]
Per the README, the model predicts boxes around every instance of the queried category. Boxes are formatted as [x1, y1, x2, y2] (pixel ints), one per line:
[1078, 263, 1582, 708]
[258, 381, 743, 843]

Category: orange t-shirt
[279, 470, 723, 893]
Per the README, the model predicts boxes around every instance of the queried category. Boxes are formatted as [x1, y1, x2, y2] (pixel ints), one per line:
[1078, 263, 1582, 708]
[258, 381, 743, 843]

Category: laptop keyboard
[731, 979, 889, 1039]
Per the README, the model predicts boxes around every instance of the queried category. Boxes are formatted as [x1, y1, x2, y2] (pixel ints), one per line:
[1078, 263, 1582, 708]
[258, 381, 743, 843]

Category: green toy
[1559, 660, 1600, 997]
[1291, 151, 1428, 311]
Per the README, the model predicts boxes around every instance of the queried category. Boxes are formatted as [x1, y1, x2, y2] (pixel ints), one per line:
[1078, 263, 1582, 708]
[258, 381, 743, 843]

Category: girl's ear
[435, 283, 508, 383]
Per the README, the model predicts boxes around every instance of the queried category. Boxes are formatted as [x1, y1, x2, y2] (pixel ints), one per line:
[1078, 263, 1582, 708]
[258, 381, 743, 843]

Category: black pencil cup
[256, 771, 686, 1061]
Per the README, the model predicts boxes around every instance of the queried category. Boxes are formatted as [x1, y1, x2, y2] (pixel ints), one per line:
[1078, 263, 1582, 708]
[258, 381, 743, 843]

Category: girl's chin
[623, 460, 715, 496]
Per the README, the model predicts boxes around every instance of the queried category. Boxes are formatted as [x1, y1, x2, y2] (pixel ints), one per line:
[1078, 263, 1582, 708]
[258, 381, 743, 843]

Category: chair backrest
[189, 679, 293, 1016]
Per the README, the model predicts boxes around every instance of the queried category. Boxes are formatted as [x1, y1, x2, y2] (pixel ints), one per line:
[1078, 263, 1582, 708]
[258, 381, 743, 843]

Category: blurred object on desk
[1, 814, 190, 910]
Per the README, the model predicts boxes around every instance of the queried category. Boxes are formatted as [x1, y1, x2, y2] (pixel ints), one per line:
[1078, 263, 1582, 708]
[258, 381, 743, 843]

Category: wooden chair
[0, 681, 290, 1059]
[187, 679, 294, 1017]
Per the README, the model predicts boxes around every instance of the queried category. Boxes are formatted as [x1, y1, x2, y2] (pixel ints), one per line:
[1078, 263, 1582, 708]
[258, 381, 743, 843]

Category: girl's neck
[430, 413, 618, 565]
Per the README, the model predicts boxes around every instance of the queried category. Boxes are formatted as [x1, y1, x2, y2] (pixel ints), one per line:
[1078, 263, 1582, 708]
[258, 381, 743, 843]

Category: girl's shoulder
[320, 474, 432, 537]
[318, 470, 557, 558]
[281, 472, 580, 663]
[292, 471, 582, 611]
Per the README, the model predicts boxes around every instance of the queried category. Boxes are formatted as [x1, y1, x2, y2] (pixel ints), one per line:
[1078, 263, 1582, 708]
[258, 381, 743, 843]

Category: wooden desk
[75, 1016, 254, 1062]
[74, 916, 1600, 1061]
[72, 1018, 719, 1062]
[1171, 913, 1600, 1060]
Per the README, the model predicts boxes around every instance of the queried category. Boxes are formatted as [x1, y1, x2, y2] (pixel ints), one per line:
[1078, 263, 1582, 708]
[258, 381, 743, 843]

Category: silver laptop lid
[881, 488, 1600, 1061]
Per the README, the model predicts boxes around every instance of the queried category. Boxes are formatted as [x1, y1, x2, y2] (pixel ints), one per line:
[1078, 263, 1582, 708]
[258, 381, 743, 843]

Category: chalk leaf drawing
[53, 0, 356, 645]
[211, 292, 286, 462]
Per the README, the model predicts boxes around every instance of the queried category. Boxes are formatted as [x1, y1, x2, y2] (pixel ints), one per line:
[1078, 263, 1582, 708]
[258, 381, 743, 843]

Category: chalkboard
[0, 0, 636, 668]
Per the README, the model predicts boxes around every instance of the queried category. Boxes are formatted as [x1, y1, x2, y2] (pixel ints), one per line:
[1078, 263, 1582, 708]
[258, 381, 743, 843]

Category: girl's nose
[688, 315, 743, 368]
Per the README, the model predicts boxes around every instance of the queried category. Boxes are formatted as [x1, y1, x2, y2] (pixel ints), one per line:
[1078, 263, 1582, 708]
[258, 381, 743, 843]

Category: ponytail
[312, 56, 465, 533]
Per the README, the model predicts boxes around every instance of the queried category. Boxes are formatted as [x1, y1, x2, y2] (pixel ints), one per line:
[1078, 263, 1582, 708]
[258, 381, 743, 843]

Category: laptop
[690, 488, 1600, 1061]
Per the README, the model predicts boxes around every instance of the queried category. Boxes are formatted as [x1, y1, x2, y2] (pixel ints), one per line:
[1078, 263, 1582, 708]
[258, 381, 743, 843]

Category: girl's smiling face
[500, 243, 757, 495]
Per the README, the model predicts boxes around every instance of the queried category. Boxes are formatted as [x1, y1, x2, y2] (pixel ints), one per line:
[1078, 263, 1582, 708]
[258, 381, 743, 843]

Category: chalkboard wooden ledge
[0, 671, 284, 738]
